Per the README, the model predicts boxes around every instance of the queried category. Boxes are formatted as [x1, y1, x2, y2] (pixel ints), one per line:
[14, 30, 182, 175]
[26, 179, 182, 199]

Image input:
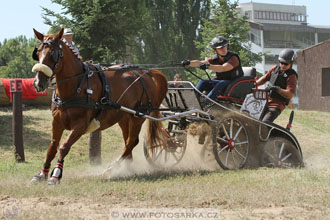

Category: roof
[299, 38, 330, 52]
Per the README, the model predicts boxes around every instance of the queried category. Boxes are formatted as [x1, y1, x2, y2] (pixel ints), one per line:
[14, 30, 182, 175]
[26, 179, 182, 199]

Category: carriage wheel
[143, 127, 187, 168]
[213, 117, 250, 170]
[260, 137, 303, 168]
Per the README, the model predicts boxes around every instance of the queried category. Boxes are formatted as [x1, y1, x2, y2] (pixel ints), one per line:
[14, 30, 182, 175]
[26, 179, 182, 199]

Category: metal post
[89, 130, 101, 165]
[10, 80, 25, 162]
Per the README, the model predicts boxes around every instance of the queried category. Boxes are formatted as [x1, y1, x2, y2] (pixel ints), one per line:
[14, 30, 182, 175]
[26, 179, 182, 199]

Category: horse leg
[31, 121, 64, 183]
[102, 118, 130, 176]
[48, 127, 85, 185]
[103, 117, 144, 176]
[118, 118, 132, 160]
[121, 117, 145, 159]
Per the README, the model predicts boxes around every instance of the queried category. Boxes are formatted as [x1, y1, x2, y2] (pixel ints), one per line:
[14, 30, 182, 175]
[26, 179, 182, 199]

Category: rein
[50, 65, 152, 86]
[51, 71, 88, 86]
[116, 70, 150, 103]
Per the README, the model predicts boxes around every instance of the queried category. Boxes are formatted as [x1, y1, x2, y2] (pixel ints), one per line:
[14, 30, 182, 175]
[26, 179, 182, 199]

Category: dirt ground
[1, 133, 329, 220]
[2, 196, 328, 220]
[1, 111, 329, 220]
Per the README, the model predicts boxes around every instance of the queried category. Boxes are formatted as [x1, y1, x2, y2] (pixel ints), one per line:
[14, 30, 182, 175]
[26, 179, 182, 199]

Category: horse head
[32, 28, 64, 92]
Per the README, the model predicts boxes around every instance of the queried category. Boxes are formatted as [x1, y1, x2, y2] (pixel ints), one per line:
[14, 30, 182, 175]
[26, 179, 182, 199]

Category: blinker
[32, 48, 39, 61]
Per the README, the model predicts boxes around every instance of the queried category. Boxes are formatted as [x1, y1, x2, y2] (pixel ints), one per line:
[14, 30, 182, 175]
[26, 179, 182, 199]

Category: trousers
[196, 78, 231, 101]
[262, 107, 281, 123]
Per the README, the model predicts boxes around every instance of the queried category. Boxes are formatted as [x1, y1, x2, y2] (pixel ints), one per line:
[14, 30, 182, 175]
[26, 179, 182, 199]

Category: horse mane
[60, 40, 81, 61]
[68, 45, 80, 59]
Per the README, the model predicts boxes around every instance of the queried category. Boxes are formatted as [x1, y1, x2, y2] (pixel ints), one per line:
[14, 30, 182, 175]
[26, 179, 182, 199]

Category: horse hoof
[48, 177, 60, 185]
[30, 173, 48, 184]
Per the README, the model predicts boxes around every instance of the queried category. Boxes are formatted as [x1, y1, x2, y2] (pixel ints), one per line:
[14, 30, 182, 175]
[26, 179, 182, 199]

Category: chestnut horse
[30, 28, 168, 184]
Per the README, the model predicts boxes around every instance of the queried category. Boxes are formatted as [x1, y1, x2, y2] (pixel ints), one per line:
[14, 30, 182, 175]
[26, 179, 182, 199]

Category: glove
[181, 60, 190, 66]
[266, 85, 280, 93]
[199, 63, 210, 70]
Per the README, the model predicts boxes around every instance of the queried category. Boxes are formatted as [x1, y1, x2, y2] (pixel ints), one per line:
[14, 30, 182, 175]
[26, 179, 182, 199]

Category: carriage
[142, 67, 304, 170]
[31, 28, 303, 184]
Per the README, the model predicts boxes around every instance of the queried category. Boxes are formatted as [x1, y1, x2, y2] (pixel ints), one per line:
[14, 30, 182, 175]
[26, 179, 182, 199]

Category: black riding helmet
[210, 35, 228, 49]
[278, 49, 295, 63]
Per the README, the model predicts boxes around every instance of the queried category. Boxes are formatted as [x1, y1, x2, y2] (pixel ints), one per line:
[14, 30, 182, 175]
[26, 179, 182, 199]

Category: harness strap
[131, 70, 154, 116]
[52, 62, 121, 110]
[52, 64, 89, 107]
[95, 64, 112, 105]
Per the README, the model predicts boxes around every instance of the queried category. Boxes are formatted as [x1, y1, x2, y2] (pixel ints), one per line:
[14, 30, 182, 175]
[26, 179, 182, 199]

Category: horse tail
[146, 111, 165, 150]
[145, 69, 168, 150]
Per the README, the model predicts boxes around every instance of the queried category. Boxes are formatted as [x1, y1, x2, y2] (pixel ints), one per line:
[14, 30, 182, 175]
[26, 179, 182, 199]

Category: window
[276, 12, 280, 20]
[322, 68, 330, 96]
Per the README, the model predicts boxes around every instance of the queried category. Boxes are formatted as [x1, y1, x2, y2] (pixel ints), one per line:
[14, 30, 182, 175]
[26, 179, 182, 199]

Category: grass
[0, 106, 329, 219]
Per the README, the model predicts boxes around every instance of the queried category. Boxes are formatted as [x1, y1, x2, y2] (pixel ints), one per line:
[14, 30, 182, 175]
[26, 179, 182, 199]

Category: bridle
[32, 38, 63, 79]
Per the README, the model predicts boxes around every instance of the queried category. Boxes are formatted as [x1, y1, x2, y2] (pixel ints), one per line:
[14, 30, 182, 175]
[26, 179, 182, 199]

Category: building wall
[297, 40, 330, 111]
[238, 2, 307, 25]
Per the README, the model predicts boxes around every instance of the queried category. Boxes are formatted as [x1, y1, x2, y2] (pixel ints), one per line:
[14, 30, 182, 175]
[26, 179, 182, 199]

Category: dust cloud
[83, 122, 221, 179]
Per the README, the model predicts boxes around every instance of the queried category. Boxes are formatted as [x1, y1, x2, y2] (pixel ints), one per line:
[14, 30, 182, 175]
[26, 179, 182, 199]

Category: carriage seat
[219, 67, 257, 102]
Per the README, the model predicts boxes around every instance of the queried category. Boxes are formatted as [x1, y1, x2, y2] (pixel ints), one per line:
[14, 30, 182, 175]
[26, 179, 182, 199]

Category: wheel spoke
[230, 119, 233, 138]
[282, 164, 292, 168]
[225, 149, 230, 167]
[264, 150, 276, 160]
[234, 148, 246, 160]
[218, 137, 228, 143]
[233, 125, 243, 140]
[281, 153, 292, 162]
[231, 151, 238, 168]
[154, 148, 164, 161]
[171, 151, 179, 162]
[217, 145, 229, 155]
[145, 129, 187, 168]
[278, 143, 285, 158]
[235, 141, 248, 146]
[215, 118, 250, 170]
[221, 123, 230, 140]
[264, 162, 275, 167]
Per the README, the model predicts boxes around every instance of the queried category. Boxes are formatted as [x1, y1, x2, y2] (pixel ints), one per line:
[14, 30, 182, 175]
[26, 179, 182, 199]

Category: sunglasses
[280, 62, 289, 66]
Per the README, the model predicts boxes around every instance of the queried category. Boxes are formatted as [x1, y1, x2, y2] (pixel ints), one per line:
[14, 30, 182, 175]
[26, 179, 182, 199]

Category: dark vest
[210, 52, 244, 80]
[270, 65, 298, 105]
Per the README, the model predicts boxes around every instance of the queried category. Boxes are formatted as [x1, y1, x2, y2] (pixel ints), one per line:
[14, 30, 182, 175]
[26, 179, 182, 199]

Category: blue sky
[1, 0, 329, 42]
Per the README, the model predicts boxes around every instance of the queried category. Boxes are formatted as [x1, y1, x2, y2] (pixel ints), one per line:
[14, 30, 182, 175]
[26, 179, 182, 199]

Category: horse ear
[57, 28, 64, 40]
[33, 28, 44, 41]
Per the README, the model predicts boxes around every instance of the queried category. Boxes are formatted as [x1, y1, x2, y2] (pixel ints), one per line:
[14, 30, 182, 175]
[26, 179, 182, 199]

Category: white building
[236, 2, 330, 74]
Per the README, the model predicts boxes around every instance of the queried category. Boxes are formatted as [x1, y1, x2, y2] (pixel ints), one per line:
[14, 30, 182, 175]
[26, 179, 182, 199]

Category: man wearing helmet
[187, 35, 244, 101]
[256, 49, 298, 123]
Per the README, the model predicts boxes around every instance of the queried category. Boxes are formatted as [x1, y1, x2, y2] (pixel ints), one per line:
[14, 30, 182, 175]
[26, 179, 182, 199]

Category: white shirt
[62, 38, 80, 55]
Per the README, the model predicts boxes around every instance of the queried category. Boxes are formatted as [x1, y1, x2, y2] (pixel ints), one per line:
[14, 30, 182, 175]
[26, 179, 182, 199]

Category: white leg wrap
[52, 167, 61, 178]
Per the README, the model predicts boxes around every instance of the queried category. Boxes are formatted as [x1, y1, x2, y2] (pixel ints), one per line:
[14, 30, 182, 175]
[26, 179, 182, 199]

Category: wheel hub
[228, 138, 235, 150]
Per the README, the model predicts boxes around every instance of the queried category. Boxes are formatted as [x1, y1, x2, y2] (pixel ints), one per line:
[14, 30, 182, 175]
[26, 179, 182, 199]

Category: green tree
[42, 0, 146, 64]
[0, 36, 38, 78]
[195, 0, 262, 80]
[133, 0, 211, 79]
[43, 0, 211, 80]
